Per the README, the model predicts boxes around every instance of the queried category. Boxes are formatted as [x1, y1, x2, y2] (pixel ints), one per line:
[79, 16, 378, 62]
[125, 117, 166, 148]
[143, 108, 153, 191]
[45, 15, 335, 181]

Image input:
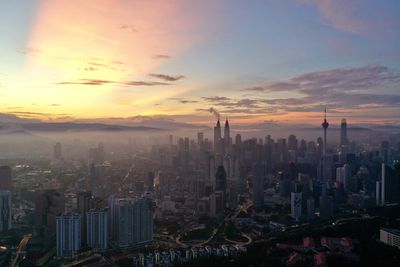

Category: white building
[0, 191, 11, 233]
[380, 228, 400, 249]
[291, 192, 302, 221]
[87, 209, 108, 251]
[56, 214, 81, 257]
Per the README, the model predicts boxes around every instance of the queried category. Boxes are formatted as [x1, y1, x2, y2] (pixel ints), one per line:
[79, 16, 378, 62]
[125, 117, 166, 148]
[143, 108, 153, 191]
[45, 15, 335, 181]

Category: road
[11, 234, 31, 267]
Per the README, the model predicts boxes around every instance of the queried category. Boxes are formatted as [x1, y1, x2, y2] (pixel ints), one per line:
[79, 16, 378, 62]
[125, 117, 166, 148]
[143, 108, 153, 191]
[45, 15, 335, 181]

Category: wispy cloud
[149, 73, 185, 82]
[119, 24, 138, 32]
[243, 64, 400, 111]
[56, 79, 170, 86]
[299, 0, 400, 39]
[153, 54, 171, 59]
[169, 97, 198, 104]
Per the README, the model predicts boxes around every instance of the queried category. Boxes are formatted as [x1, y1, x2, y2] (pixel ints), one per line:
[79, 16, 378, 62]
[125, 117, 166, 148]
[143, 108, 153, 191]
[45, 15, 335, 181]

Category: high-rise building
[291, 192, 302, 221]
[307, 197, 315, 221]
[252, 163, 264, 209]
[336, 164, 351, 191]
[210, 191, 225, 218]
[158, 171, 169, 198]
[321, 108, 329, 157]
[340, 118, 348, 147]
[214, 119, 222, 150]
[147, 172, 154, 192]
[381, 163, 386, 206]
[0, 191, 11, 233]
[56, 213, 81, 258]
[376, 163, 387, 206]
[288, 134, 298, 150]
[224, 119, 231, 152]
[197, 132, 204, 146]
[0, 166, 12, 191]
[54, 142, 62, 160]
[87, 209, 108, 251]
[77, 191, 93, 247]
[113, 196, 153, 248]
[319, 195, 333, 219]
[215, 165, 227, 192]
[35, 189, 65, 238]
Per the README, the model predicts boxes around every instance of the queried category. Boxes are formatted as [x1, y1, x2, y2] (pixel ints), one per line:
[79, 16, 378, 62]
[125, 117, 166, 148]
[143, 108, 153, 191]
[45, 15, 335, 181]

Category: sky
[0, 0, 399, 126]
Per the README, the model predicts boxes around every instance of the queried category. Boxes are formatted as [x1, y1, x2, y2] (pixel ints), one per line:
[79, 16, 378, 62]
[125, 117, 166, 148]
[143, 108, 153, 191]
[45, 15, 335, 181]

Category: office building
[252, 163, 265, 209]
[336, 164, 351, 191]
[0, 166, 12, 191]
[319, 195, 333, 219]
[35, 189, 65, 238]
[291, 192, 302, 221]
[0, 190, 11, 233]
[307, 197, 315, 221]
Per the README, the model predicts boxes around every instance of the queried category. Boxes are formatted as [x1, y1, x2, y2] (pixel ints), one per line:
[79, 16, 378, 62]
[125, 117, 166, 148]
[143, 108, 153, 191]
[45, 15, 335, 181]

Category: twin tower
[213, 119, 231, 160]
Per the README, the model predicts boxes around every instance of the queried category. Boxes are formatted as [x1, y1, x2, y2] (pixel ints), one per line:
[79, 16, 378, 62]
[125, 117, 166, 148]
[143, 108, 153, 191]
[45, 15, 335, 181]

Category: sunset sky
[1, 0, 399, 125]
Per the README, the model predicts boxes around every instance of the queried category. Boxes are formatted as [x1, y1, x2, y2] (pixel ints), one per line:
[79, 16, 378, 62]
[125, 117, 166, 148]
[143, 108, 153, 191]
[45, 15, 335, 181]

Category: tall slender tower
[224, 118, 230, 152]
[321, 108, 329, 156]
[340, 118, 348, 147]
[214, 119, 221, 149]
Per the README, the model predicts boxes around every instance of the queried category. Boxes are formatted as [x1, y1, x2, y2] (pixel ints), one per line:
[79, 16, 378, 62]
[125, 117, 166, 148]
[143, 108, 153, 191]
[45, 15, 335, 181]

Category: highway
[11, 234, 31, 267]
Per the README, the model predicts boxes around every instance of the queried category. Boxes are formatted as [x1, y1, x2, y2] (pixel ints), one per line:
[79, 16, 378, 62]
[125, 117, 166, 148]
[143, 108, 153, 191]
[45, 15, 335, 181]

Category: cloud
[149, 73, 185, 82]
[169, 98, 198, 104]
[123, 81, 169, 86]
[119, 24, 138, 32]
[56, 79, 170, 86]
[18, 47, 43, 56]
[299, 0, 400, 39]
[56, 79, 113, 86]
[153, 54, 171, 59]
[243, 64, 400, 112]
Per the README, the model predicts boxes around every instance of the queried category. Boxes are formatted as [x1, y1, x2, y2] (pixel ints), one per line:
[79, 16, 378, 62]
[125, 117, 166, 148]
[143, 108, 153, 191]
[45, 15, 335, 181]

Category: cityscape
[0, 114, 399, 266]
[1, 1, 400, 267]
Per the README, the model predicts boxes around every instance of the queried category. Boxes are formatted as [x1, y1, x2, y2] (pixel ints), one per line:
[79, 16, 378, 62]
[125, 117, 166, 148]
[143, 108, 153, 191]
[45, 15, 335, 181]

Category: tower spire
[321, 107, 329, 156]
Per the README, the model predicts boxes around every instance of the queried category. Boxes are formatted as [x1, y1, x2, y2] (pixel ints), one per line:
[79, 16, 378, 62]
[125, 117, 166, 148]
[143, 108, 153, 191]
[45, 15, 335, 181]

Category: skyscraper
[336, 164, 351, 191]
[215, 165, 227, 192]
[224, 118, 230, 152]
[381, 163, 386, 206]
[113, 196, 153, 248]
[56, 213, 81, 258]
[214, 119, 222, 149]
[291, 192, 302, 221]
[321, 108, 329, 157]
[307, 197, 315, 221]
[319, 195, 333, 219]
[35, 189, 65, 238]
[0, 191, 11, 233]
[197, 132, 204, 146]
[77, 191, 93, 247]
[252, 163, 265, 209]
[340, 118, 348, 147]
[0, 166, 12, 191]
[54, 142, 62, 160]
[87, 209, 108, 251]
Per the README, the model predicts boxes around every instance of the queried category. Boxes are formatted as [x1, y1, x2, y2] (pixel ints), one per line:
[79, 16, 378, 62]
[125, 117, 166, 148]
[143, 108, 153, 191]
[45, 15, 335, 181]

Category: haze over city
[0, 1, 399, 267]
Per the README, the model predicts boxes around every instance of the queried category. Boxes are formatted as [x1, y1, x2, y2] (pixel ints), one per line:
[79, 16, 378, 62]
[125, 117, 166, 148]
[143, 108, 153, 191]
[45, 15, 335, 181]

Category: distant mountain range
[0, 113, 398, 135]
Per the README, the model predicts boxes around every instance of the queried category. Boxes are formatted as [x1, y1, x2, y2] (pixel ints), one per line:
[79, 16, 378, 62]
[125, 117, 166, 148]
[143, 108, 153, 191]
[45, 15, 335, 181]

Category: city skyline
[1, 0, 400, 125]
